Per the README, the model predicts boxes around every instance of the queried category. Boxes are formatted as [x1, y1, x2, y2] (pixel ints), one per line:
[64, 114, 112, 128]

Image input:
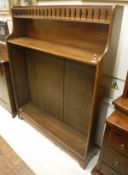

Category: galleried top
[12, 5, 113, 24]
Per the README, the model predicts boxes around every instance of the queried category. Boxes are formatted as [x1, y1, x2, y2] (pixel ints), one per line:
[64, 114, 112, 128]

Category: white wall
[114, 5, 128, 80]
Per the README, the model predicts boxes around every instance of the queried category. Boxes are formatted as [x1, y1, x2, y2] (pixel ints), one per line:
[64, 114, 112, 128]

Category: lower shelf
[19, 102, 87, 160]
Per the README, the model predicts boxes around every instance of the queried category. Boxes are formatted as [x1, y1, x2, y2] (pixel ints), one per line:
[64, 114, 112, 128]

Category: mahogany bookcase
[7, 5, 123, 167]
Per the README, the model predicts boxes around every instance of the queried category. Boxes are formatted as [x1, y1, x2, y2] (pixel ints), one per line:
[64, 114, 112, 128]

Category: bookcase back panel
[13, 18, 29, 38]
[64, 60, 95, 135]
[26, 50, 64, 120]
[26, 19, 109, 53]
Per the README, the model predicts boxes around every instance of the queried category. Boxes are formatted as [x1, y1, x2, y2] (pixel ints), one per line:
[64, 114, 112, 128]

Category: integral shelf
[19, 102, 87, 159]
[8, 38, 101, 65]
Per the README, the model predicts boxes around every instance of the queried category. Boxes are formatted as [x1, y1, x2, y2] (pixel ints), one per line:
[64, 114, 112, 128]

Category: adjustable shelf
[7, 5, 124, 168]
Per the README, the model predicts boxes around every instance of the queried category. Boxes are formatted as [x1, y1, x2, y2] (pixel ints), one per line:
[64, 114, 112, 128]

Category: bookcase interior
[9, 44, 96, 158]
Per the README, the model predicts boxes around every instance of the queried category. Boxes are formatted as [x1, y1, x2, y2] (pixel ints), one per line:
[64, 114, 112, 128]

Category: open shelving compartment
[7, 5, 123, 168]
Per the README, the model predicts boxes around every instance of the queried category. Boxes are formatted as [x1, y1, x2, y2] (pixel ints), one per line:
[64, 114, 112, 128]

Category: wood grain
[106, 110, 128, 134]
[64, 60, 95, 134]
[20, 102, 87, 159]
[8, 37, 101, 65]
[113, 97, 128, 114]
[26, 50, 64, 120]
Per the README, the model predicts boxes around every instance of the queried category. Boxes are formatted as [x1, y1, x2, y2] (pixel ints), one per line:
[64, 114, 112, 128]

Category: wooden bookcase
[7, 5, 123, 168]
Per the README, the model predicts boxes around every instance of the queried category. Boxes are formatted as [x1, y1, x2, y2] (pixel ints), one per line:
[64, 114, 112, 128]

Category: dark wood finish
[19, 102, 87, 159]
[64, 60, 95, 134]
[8, 37, 103, 65]
[107, 110, 128, 134]
[0, 136, 35, 175]
[7, 5, 123, 168]
[107, 127, 128, 157]
[26, 50, 64, 120]
[0, 43, 15, 115]
[92, 71, 128, 175]
[100, 164, 118, 175]
[113, 97, 128, 114]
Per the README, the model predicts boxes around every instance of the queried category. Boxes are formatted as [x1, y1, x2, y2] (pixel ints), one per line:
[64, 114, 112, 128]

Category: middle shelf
[8, 37, 101, 65]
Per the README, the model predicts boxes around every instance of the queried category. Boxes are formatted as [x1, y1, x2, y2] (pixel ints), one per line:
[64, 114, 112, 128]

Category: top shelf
[8, 37, 102, 65]
[12, 5, 113, 24]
